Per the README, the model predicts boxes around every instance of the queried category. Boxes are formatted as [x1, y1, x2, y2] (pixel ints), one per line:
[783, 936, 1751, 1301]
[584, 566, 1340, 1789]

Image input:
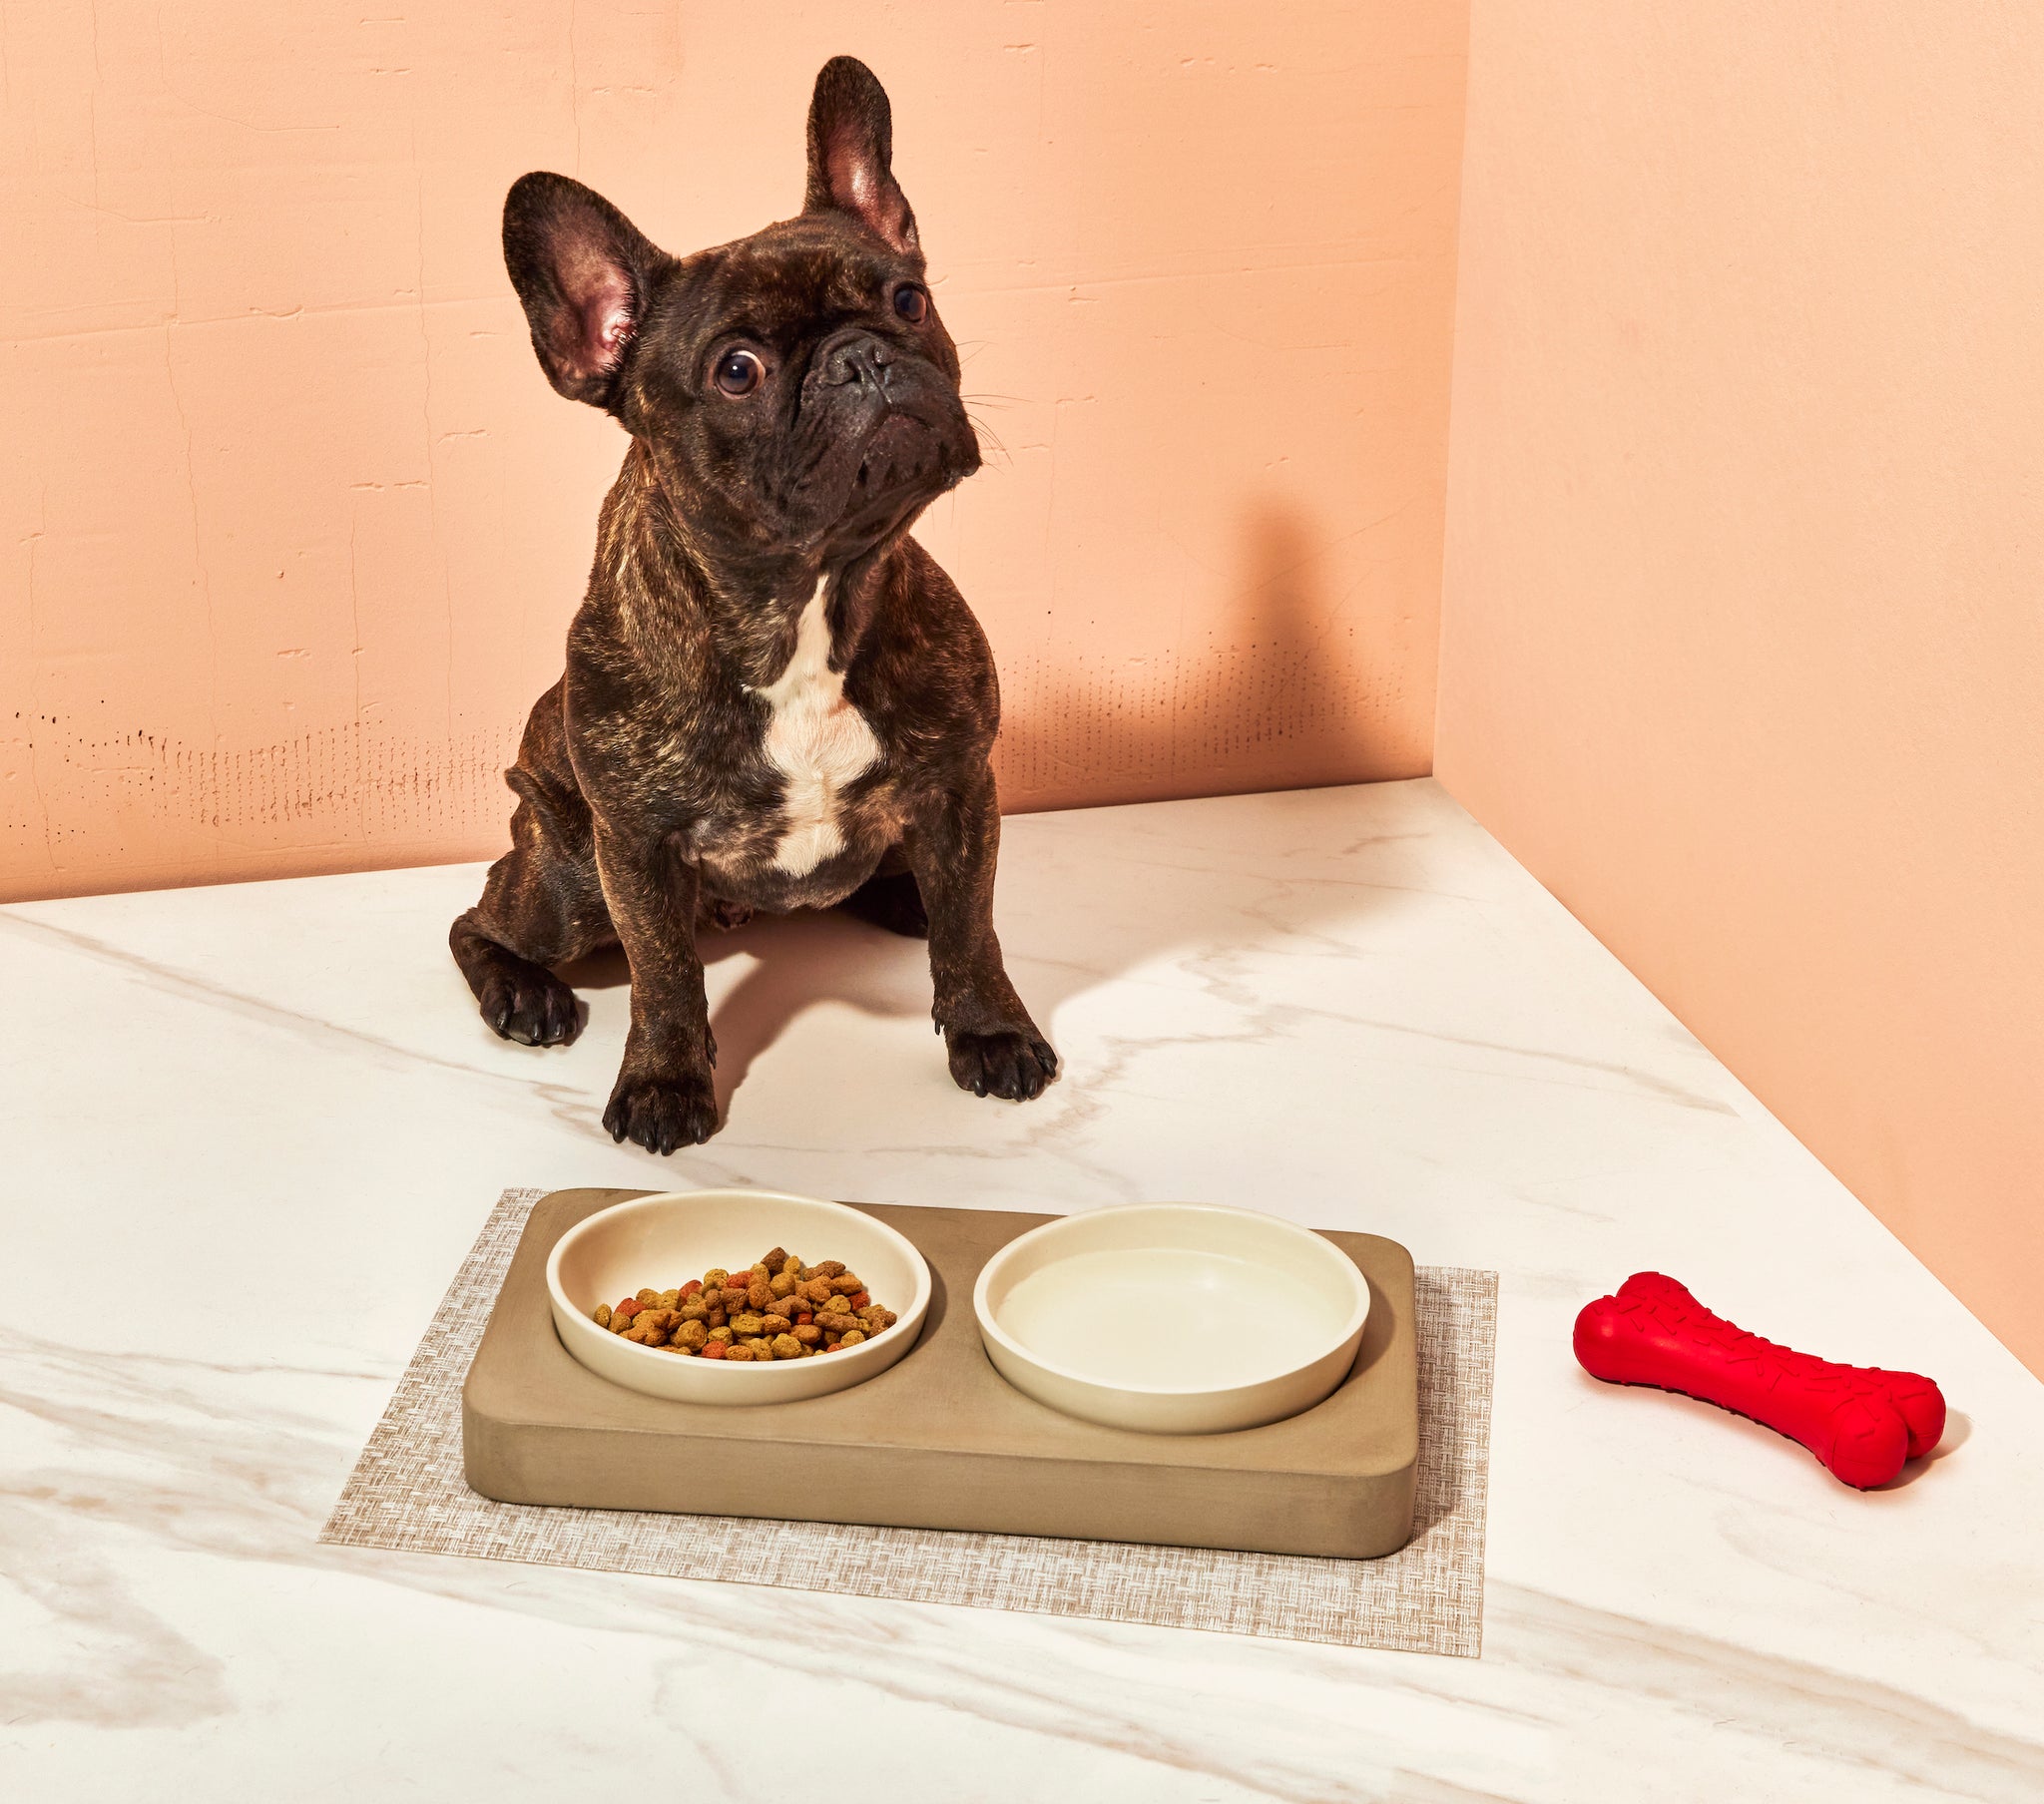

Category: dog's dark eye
[713, 348, 765, 397]
[891, 282, 929, 325]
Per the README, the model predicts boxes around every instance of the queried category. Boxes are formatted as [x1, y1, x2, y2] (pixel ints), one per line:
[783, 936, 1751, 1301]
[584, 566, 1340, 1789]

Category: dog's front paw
[946, 1027, 1059, 1102]
[603, 1070, 720, 1154]
[477, 961, 580, 1048]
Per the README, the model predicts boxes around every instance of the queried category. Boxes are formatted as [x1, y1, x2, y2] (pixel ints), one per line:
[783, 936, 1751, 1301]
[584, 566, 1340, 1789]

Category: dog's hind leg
[451, 725, 612, 1048]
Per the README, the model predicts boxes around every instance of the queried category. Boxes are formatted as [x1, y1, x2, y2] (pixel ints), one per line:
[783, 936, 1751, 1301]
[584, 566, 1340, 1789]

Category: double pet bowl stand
[465, 1188, 1422, 1560]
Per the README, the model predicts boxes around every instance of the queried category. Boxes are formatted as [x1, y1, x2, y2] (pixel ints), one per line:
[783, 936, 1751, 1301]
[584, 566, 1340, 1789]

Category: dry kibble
[604, 1247, 898, 1366]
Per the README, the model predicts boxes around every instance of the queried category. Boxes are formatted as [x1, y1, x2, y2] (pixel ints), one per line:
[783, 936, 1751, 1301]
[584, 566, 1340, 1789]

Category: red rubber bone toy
[1574, 1272, 1945, 1489]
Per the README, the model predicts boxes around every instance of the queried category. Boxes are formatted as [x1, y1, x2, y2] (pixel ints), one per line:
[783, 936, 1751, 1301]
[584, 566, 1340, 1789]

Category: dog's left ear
[803, 56, 919, 257]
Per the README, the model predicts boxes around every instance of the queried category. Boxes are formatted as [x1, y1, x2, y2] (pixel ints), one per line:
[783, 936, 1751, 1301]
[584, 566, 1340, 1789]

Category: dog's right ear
[502, 172, 667, 407]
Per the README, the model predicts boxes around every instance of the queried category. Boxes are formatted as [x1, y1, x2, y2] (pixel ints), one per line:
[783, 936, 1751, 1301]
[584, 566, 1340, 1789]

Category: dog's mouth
[776, 376, 981, 555]
[844, 410, 969, 514]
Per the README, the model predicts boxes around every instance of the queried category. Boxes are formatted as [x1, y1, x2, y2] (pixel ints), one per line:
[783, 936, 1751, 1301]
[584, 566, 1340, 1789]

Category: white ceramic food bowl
[972, 1202, 1370, 1435]
[548, 1188, 931, 1405]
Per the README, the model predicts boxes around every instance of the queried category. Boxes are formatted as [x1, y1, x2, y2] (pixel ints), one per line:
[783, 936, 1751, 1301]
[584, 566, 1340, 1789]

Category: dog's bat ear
[803, 56, 919, 257]
[502, 172, 666, 407]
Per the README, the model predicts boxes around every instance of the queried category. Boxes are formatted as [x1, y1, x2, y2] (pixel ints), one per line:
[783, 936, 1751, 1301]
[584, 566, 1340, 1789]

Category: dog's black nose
[816, 330, 895, 391]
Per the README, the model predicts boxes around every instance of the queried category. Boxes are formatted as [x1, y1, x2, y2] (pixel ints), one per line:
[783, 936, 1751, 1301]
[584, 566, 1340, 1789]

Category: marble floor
[3, 778, 2039, 1800]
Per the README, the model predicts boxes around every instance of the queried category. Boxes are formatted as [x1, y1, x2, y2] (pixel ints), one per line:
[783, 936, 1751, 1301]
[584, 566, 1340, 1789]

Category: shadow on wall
[991, 497, 1402, 813]
[0, 495, 1404, 901]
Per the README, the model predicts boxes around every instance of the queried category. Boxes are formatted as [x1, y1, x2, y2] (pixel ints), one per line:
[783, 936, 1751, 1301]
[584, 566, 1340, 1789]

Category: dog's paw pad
[947, 1028, 1058, 1103]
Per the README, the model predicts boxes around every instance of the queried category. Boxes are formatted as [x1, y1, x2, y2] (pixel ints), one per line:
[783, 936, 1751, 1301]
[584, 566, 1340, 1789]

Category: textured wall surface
[1437, 3, 2044, 1375]
[1, 1, 1468, 900]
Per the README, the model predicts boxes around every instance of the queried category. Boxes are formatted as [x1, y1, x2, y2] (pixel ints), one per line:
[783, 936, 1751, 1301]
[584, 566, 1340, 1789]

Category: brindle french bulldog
[450, 57, 1057, 1153]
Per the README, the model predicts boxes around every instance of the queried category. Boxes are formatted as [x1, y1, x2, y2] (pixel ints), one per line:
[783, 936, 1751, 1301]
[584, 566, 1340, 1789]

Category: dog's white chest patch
[752, 577, 881, 877]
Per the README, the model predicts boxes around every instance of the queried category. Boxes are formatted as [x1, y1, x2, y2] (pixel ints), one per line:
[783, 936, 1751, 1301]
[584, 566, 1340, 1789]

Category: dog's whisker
[966, 413, 1013, 467]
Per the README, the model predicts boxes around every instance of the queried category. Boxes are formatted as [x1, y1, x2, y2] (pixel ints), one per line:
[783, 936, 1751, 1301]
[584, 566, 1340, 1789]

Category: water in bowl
[996, 1246, 1347, 1391]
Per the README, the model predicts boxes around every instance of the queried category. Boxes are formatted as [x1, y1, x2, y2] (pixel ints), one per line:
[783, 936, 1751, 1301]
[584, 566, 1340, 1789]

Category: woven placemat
[323, 1188, 1498, 1656]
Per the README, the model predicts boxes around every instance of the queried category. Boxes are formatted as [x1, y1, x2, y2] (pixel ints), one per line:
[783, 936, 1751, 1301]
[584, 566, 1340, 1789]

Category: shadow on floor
[544, 493, 1404, 1118]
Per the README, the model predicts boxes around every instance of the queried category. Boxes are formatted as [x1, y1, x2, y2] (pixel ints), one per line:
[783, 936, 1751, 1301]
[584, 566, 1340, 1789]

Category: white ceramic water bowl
[548, 1188, 930, 1405]
[972, 1202, 1370, 1435]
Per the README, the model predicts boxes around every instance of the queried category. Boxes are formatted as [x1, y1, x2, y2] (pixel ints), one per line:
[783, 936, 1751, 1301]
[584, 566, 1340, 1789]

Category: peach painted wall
[0, 1, 1468, 902]
[1437, 4, 2044, 1375]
